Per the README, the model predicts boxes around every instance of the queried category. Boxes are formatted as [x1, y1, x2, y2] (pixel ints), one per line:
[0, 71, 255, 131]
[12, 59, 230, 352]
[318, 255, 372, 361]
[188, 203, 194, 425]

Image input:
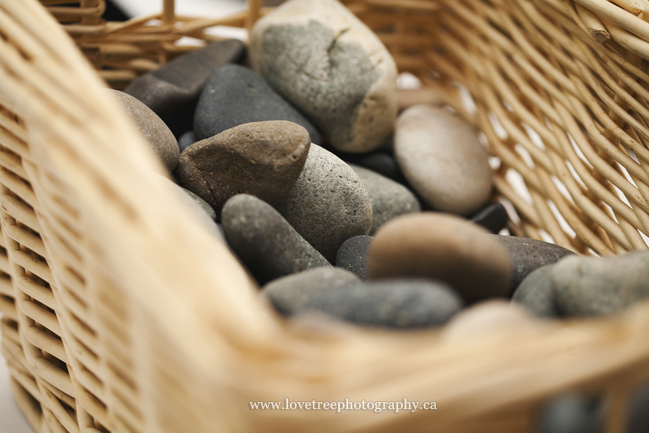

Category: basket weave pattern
[1, 1, 649, 433]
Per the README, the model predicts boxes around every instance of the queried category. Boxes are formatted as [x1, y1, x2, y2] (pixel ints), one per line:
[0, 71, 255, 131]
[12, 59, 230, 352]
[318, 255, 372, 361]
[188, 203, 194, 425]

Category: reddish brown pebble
[367, 213, 511, 303]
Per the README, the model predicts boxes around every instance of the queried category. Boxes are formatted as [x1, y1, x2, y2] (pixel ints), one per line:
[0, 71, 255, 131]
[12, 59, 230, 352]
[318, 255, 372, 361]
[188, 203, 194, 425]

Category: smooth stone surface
[553, 252, 649, 316]
[350, 164, 420, 234]
[221, 194, 331, 282]
[470, 202, 509, 234]
[124, 40, 245, 135]
[442, 300, 535, 340]
[175, 121, 310, 217]
[178, 130, 196, 152]
[276, 144, 372, 262]
[395, 105, 493, 215]
[156, 177, 222, 239]
[358, 152, 404, 182]
[494, 235, 576, 294]
[301, 279, 464, 328]
[368, 213, 510, 303]
[335, 235, 372, 281]
[109, 90, 179, 172]
[262, 267, 360, 315]
[512, 266, 559, 318]
[538, 393, 602, 433]
[193, 64, 321, 143]
[250, 0, 398, 152]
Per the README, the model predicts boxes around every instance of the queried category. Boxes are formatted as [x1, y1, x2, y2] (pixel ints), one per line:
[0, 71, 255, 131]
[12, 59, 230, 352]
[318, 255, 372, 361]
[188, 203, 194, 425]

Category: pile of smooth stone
[110, 0, 649, 430]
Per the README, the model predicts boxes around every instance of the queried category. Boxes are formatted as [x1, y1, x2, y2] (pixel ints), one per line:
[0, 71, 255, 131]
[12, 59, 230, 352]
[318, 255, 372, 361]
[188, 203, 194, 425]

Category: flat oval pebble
[335, 235, 372, 281]
[442, 300, 535, 340]
[368, 213, 510, 303]
[124, 40, 245, 135]
[350, 164, 420, 234]
[109, 89, 180, 172]
[538, 393, 602, 433]
[512, 266, 559, 318]
[470, 202, 509, 234]
[250, 0, 398, 152]
[395, 104, 493, 215]
[221, 194, 330, 282]
[493, 235, 575, 294]
[193, 64, 321, 143]
[175, 121, 310, 217]
[262, 267, 360, 315]
[276, 144, 372, 262]
[552, 252, 649, 316]
[301, 279, 464, 328]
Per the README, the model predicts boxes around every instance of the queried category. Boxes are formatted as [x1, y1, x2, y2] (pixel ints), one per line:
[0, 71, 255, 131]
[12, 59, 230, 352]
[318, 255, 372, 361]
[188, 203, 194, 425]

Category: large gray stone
[512, 266, 560, 318]
[350, 164, 420, 234]
[249, 0, 397, 153]
[395, 104, 493, 216]
[221, 194, 330, 282]
[335, 235, 372, 281]
[276, 144, 372, 262]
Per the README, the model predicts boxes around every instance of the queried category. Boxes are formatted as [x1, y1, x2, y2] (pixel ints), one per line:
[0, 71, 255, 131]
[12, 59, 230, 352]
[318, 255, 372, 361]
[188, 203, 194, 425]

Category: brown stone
[367, 213, 511, 303]
[174, 121, 310, 217]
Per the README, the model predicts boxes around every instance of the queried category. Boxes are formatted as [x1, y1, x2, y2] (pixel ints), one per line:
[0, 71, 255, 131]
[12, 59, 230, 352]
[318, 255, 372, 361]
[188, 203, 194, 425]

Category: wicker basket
[1, 0, 649, 432]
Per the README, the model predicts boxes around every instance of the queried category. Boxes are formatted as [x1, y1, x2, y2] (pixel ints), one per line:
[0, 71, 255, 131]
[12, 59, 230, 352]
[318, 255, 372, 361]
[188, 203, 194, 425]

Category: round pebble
[335, 235, 372, 281]
[442, 300, 535, 340]
[512, 266, 559, 318]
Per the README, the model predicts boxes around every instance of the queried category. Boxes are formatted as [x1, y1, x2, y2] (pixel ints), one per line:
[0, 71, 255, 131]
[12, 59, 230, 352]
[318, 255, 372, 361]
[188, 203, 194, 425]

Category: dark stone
[193, 64, 321, 144]
[262, 267, 360, 315]
[124, 40, 245, 135]
[493, 235, 576, 294]
[301, 279, 464, 328]
[471, 202, 509, 234]
[335, 235, 372, 281]
[178, 130, 196, 152]
[358, 152, 405, 183]
[175, 121, 310, 217]
[221, 194, 330, 283]
[538, 393, 602, 433]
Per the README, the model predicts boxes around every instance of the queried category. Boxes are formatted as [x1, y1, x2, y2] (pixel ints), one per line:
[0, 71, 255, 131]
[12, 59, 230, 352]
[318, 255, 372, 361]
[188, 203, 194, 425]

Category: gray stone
[395, 104, 493, 215]
[350, 164, 420, 234]
[368, 213, 510, 303]
[358, 152, 403, 182]
[302, 279, 464, 328]
[493, 235, 576, 294]
[553, 252, 649, 316]
[193, 64, 321, 144]
[276, 144, 372, 262]
[175, 121, 310, 217]
[470, 202, 509, 234]
[538, 393, 602, 433]
[629, 382, 649, 433]
[262, 267, 360, 315]
[181, 187, 217, 221]
[221, 194, 330, 282]
[109, 90, 180, 172]
[124, 40, 245, 135]
[249, 0, 398, 153]
[512, 266, 560, 318]
[178, 130, 196, 152]
[335, 235, 372, 281]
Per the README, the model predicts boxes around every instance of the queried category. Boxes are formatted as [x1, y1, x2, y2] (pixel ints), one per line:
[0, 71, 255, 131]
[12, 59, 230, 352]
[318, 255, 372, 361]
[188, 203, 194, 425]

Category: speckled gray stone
[350, 164, 420, 234]
[175, 121, 310, 217]
[262, 267, 360, 315]
[249, 0, 398, 153]
[335, 235, 372, 281]
[538, 393, 602, 433]
[301, 279, 464, 328]
[109, 90, 179, 172]
[178, 131, 196, 152]
[124, 40, 245, 135]
[395, 104, 493, 215]
[276, 144, 372, 262]
[221, 194, 330, 282]
[470, 202, 509, 234]
[512, 266, 560, 318]
[493, 235, 575, 294]
[193, 64, 321, 143]
[553, 252, 649, 316]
